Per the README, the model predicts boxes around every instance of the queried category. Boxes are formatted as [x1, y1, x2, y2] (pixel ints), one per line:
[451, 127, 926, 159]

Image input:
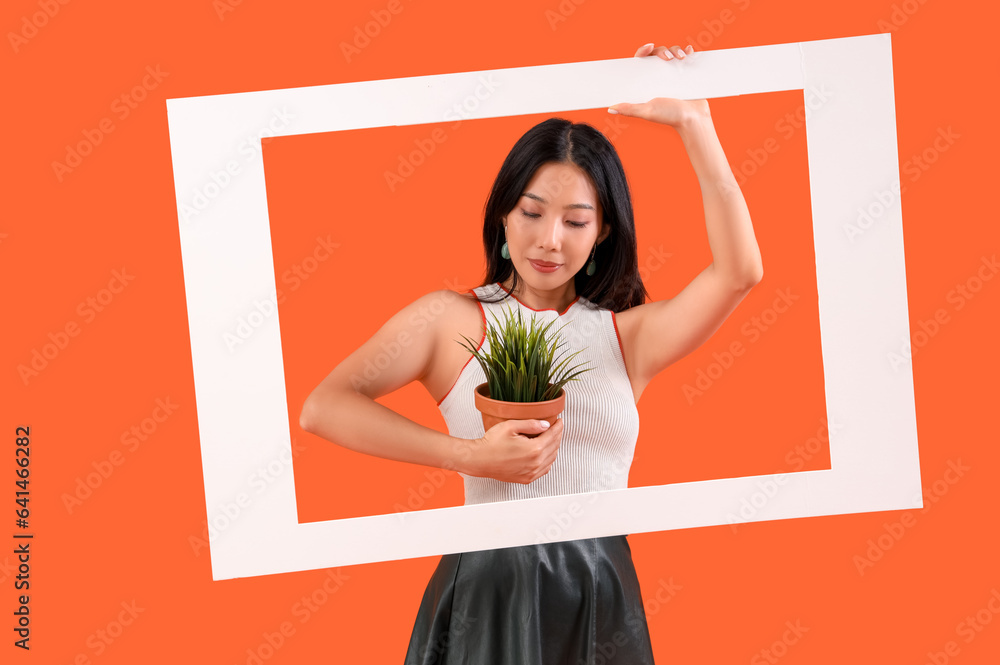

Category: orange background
[5, 0, 998, 663]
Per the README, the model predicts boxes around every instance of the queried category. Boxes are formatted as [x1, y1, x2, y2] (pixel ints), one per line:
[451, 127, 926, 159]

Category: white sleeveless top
[437, 282, 640, 504]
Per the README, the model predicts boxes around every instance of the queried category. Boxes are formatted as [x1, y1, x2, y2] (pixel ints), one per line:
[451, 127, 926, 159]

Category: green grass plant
[456, 303, 593, 403]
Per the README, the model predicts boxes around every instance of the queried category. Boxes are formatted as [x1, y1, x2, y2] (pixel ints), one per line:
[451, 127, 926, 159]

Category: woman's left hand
[608, 43, 711, 129]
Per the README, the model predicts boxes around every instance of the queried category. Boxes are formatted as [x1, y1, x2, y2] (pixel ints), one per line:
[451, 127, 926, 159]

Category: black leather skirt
[404, 535, 655, 664]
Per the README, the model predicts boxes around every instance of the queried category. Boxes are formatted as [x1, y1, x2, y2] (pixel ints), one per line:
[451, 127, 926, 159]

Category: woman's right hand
[464, 418, 565, 484]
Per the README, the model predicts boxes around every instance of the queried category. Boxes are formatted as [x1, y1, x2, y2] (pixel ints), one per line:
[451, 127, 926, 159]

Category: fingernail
[643, 42, 654, 49]
[607, 108, 619, 114]
[539, 420, 550, 429]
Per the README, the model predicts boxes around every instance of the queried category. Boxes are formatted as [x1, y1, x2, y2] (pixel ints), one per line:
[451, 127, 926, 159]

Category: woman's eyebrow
[521, 191, 595, 210]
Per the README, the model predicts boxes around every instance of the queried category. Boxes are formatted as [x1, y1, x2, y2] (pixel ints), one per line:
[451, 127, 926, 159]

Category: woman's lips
[529, 259, 562, 272]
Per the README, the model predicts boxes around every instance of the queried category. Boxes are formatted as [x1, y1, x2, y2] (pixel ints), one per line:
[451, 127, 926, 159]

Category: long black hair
[471, 117, 649, 313]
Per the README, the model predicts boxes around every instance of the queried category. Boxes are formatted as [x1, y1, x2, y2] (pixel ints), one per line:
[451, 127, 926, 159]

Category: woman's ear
[598, 223, 611, 244]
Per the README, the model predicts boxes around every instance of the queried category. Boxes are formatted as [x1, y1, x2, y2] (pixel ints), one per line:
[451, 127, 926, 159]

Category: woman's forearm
[300, 388, 476, 474]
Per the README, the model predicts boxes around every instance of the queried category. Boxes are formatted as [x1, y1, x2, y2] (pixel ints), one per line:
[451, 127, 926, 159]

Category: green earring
[586, 244, 597, 276]
[500, 223, 510, 260]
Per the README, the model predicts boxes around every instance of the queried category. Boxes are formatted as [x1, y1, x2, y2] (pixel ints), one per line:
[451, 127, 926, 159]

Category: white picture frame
[166, 32, 922, 581]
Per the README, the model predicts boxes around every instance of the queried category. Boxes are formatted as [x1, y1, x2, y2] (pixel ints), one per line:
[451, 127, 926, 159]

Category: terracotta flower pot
[473, 382, 565, 438]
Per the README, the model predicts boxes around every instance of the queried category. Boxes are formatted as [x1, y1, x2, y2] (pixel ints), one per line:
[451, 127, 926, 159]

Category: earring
[586, 243, 597, 276]
[501, 224, 510, 260]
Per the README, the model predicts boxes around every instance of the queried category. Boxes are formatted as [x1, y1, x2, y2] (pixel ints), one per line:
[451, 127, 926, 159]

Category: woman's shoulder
[406, 287, 482, 314]
[417, 286, 487, 328]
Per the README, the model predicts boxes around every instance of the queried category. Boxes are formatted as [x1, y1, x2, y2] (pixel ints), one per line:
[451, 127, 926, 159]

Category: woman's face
[503, 161, 610, 285]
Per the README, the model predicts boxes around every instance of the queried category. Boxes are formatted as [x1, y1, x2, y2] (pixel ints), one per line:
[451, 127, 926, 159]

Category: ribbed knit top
[437, 282, 640, 505]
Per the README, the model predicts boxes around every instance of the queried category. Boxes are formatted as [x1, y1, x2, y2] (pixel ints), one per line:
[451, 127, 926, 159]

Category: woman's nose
[537, 219, 563, 249]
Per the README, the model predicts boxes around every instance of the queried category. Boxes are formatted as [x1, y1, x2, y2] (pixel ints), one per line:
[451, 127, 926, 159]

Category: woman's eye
[520, 210, 587, 228]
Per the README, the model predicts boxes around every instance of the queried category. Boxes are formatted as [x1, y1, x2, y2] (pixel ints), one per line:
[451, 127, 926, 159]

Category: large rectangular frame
[166, 33, 922, 581]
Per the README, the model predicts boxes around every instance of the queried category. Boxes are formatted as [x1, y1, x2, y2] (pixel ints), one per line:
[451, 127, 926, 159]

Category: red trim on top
[610, 310, 633, 384]
[495, 282, 580, 316]
[436, 289, 487, 407]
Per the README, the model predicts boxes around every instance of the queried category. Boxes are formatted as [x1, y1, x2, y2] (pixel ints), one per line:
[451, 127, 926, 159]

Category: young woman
[299, 42, 763, 664]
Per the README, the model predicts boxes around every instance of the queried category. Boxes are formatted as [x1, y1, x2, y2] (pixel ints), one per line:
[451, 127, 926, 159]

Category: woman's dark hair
[471, 117, 649, 313]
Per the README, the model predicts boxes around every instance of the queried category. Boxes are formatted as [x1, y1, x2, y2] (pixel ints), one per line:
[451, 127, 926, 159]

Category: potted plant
[455, 303, 594, 437]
